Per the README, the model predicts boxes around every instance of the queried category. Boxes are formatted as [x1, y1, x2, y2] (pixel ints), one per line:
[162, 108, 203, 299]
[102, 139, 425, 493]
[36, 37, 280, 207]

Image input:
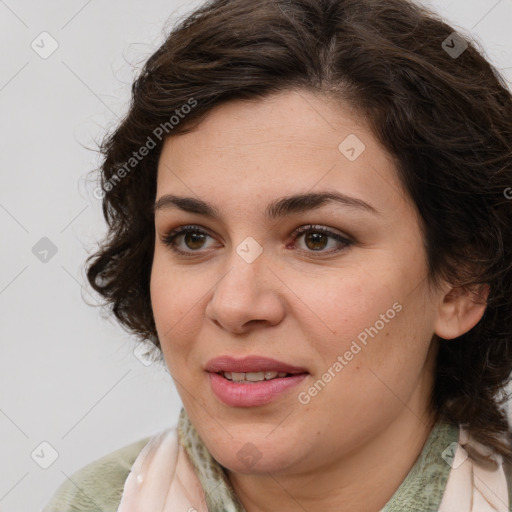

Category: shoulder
[440, 427, 512, 512]
[42, 435, 152, 512]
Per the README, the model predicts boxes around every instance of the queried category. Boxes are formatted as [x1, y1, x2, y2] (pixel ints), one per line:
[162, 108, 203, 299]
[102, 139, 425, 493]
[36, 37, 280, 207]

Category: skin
[150, 89, 487, 512]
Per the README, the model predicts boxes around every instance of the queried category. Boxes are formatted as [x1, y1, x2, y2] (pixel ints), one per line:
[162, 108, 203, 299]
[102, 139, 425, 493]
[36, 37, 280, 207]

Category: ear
[434, 283, 489, 340]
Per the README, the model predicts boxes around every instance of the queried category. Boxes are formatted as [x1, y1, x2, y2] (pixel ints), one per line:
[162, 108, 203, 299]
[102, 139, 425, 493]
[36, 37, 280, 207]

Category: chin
[205, 435, 300, 475]
[216, 451, 293, 475]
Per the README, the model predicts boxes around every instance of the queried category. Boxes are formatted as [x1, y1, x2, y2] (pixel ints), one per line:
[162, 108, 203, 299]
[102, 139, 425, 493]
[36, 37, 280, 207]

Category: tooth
[245, 372, 266, 382]
[223, 371, 286, 382]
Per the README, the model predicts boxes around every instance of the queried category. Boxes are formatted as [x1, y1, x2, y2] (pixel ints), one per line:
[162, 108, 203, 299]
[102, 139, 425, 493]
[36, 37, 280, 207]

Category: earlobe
[434, 283, 489, 340]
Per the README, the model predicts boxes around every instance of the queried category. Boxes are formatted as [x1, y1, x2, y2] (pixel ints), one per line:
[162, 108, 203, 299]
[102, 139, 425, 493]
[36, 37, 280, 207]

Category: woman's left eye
[160, 224, 353, 256]
[290, 225, 353, 254]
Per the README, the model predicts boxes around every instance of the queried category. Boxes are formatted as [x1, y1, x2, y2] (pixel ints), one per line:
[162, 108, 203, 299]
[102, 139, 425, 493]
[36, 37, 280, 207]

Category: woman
[43, 0, 512, 510]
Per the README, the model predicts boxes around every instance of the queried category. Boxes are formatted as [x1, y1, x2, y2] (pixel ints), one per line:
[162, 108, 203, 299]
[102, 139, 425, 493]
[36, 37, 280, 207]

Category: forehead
[155, 90, 408, 217]
[160, 90, 369, 159]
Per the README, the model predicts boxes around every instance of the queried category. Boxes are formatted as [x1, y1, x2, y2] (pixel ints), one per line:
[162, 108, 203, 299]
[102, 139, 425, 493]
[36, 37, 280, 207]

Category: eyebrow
[153, 191, 380, 221]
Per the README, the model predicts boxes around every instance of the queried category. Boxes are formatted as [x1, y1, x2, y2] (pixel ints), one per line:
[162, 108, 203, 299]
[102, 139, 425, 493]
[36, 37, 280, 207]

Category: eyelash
[160, 224, 353, 257]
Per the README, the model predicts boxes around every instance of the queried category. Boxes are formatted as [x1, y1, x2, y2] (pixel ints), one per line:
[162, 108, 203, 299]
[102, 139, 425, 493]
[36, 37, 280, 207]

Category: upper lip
[205, 355, 308, 374]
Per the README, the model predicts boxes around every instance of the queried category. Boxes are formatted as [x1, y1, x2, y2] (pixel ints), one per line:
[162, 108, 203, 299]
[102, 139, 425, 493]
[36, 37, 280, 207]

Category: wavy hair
[85, 0, 512, 458]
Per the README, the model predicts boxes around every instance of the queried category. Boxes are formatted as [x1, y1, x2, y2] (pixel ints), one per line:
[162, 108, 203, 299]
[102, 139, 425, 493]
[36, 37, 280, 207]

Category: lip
[204, 355, 308, 374]
[205, 355, 309, 407]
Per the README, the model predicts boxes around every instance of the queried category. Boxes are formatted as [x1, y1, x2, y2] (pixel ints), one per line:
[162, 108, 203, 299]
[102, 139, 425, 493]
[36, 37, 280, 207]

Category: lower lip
[208, 372, 308, 407]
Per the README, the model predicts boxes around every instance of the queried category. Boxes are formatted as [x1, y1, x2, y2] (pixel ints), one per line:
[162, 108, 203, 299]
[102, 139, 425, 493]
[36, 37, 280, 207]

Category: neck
[227, 408, 438, 512]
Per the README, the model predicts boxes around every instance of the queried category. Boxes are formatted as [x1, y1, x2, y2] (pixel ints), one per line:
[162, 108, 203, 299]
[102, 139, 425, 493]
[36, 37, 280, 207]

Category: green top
[381, 422, 457, 512]
[40, 418, 500, 512]
[42, 436, 151, 512]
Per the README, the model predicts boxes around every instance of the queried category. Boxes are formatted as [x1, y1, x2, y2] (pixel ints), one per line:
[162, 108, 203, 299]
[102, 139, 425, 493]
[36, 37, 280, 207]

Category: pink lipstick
[205, 355, 309, 407]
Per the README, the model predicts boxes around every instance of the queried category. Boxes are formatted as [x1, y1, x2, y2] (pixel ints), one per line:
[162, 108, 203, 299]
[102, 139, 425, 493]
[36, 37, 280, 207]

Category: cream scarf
[117, 408, 509, 512]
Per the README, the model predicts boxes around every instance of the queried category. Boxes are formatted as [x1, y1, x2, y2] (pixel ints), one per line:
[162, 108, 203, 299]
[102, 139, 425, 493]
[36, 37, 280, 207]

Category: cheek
[297, 262, 435, 395]
[149, 253, 204, 360]
[299, 267, 398, 354]
[301, 283, 435, 415]
[313, 246, 431, 361]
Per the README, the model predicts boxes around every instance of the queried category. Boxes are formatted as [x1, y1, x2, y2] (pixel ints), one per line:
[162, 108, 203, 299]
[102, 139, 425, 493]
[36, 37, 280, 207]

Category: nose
[204, 247, 286, 334]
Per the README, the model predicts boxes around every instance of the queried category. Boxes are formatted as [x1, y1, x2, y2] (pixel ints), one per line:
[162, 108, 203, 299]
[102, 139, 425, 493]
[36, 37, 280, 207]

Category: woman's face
[150, 89, 445, 475]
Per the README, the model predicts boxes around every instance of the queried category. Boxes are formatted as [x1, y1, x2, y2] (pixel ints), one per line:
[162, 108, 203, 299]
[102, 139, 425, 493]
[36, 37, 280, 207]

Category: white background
[1, 1, 511, 510]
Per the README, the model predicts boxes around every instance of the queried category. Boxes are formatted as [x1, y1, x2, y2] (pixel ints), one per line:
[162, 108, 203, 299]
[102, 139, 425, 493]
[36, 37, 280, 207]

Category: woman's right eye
[161, 225, 216, 256]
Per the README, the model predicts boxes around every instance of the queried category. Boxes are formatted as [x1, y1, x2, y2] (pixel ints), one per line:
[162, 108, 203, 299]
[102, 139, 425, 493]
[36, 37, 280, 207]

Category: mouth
[204, 354, 309, 377]
[205, 355, 309, 407]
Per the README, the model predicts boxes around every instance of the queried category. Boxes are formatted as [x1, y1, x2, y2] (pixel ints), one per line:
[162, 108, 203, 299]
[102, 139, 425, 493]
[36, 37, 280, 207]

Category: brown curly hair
[85, 0, 512, 458]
